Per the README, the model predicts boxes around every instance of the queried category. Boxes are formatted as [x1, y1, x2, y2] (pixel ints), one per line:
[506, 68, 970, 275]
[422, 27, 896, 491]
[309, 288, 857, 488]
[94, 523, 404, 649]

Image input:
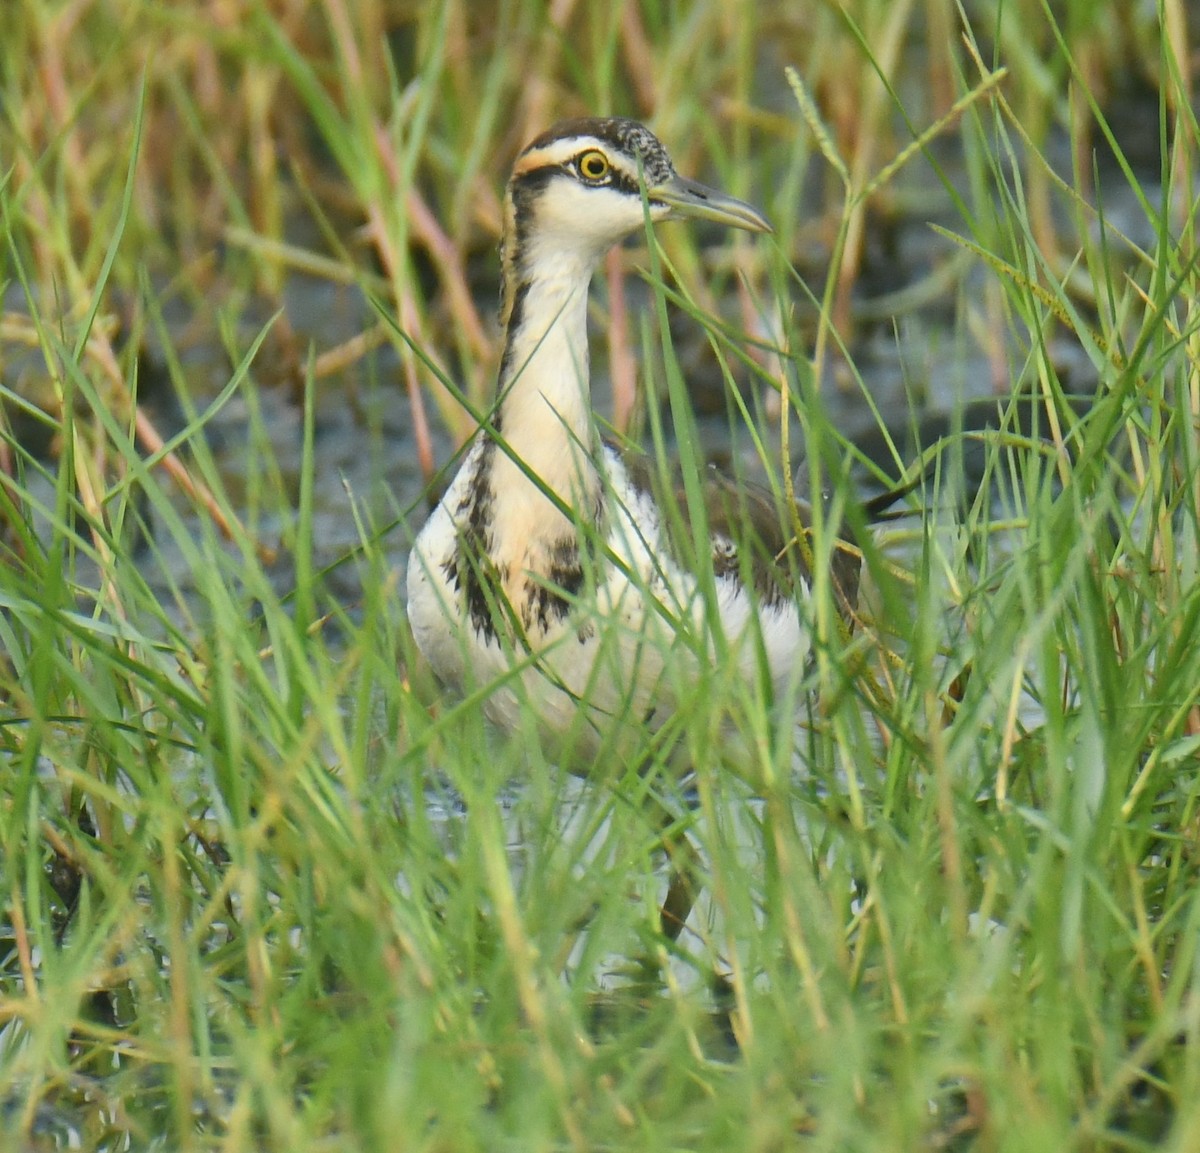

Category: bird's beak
[650, 173, 773, 234]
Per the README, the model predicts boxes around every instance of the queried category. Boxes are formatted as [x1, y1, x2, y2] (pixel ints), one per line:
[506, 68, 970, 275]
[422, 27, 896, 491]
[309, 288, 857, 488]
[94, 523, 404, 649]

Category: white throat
[489, 240, 602, 557]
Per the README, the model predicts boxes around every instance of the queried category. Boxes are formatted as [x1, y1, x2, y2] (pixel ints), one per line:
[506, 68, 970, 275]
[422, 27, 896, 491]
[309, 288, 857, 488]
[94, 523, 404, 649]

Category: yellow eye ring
[577, 149, 611, 182]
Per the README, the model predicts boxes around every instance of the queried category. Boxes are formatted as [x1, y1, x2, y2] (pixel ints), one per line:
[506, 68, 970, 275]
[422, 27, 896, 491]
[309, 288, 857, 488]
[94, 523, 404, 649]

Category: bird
[406, 117, 903, 939]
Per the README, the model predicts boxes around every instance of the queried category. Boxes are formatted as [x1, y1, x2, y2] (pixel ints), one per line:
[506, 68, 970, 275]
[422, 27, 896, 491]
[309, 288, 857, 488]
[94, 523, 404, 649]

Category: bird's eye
[577, 150, 611, 182]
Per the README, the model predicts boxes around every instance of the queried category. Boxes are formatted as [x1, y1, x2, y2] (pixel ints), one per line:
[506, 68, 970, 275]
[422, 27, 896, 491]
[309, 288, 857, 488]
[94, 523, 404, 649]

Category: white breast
[406, 441, 809, 769]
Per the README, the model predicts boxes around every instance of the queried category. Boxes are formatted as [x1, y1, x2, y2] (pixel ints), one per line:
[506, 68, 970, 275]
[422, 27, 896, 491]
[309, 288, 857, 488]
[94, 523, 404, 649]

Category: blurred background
[3, 0, 1194, 595]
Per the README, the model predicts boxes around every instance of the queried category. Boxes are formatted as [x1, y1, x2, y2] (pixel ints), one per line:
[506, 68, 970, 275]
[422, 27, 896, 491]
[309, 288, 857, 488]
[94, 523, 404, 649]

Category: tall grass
[2, 1, 1199, 1150]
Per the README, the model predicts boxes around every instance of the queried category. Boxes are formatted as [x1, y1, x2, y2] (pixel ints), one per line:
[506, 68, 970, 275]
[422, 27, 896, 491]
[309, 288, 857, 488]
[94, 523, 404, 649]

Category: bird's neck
[488, 234, 603, 543]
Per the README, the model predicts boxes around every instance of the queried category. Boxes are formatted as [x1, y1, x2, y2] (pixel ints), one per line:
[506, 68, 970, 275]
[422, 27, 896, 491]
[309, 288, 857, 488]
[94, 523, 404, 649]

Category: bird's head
[503, 117, 771, 273]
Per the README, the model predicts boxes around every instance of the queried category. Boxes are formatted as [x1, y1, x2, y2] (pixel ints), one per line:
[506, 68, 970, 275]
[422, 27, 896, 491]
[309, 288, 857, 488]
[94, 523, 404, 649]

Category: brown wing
[616, 444, 868, 620]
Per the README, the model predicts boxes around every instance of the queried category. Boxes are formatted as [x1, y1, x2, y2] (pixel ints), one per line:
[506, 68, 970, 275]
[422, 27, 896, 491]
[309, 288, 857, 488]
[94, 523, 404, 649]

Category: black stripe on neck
[496, 275, 532, 387]
[496, 166, 561, 385]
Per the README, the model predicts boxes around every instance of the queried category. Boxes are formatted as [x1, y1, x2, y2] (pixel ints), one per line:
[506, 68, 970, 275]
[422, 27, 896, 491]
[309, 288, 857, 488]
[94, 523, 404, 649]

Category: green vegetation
[2, 1, 1198, 1150]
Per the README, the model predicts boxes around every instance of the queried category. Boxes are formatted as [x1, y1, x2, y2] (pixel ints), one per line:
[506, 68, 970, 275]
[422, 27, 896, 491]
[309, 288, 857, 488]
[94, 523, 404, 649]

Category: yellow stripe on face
[512, 138, 646, 188]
